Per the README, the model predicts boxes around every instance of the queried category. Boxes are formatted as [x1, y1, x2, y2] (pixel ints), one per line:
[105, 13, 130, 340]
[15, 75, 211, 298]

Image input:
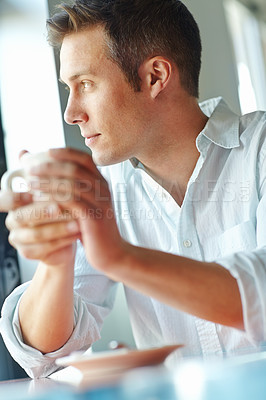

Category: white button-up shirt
[1, 97, 266, 378]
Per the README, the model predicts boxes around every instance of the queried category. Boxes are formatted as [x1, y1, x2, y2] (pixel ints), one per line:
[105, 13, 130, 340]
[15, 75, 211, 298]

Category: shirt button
[183, 239, 192, 248]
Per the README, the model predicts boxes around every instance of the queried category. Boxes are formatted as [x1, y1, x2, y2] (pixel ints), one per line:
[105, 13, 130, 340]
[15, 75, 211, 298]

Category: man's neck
[140, 102, 208, 207]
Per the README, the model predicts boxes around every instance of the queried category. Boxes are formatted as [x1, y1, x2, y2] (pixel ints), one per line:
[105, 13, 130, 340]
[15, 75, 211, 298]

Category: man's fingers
[5, 202, 69, 230]
[8, 220, 80, 246]
[29, 176, 110, 206]
[28, 159, 101, 183]
[49, 147, 98, 174]
[0, 191, 32, 212]
[12, 235, 79, 260]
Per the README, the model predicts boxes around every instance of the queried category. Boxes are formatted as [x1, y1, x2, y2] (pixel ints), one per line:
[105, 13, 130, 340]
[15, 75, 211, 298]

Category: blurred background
[0, 0, 266, 380]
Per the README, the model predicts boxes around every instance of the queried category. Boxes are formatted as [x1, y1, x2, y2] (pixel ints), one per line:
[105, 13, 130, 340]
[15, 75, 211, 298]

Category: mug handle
[1, 169, 26, 191]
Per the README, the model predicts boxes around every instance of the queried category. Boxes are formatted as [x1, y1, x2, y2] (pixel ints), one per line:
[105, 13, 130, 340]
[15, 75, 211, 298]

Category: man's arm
[17, 254, 76, 354]
[106, 245, 244, 330]
[31, 148, 244, 331]
[1, 192, 80, 354]
[1, 147, 244, 356]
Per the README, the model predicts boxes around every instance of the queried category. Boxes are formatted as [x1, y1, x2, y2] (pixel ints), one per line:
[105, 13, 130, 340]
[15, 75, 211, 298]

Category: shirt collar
[198, 97, 240, 150]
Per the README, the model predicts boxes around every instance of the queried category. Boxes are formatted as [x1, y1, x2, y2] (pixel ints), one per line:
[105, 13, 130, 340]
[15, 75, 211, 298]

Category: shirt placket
[194, 318, 224, 358]
[178, 138, 224, 356]
[177, 138, 208, 261]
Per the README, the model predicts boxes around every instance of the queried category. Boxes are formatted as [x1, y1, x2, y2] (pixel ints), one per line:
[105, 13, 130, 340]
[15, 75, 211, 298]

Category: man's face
[60, 26, 153, 166]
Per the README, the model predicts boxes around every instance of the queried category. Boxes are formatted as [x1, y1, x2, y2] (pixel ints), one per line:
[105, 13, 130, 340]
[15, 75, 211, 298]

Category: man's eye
[82, 81, 93, 89]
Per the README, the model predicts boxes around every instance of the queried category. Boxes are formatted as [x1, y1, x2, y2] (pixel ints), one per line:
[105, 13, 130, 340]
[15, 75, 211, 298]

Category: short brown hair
[47, 0, 202, 97]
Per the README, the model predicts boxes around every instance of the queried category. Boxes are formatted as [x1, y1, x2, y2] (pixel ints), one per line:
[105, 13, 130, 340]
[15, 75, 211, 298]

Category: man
[0, 0, 266, 378]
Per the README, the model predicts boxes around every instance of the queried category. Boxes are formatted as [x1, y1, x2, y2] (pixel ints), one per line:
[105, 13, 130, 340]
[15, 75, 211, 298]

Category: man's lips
[82, 133, 101, 139]
[85, 134, 101, 146]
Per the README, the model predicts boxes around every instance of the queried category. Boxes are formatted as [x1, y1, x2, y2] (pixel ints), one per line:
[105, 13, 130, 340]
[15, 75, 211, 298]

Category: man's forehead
[59, 27, 106, 80]
[60, 25, 106, 55]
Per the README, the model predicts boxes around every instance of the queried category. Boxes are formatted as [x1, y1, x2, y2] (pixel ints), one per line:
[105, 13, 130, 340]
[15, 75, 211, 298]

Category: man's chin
[91, 152, 115, 167]
[91, 152, 128, 167]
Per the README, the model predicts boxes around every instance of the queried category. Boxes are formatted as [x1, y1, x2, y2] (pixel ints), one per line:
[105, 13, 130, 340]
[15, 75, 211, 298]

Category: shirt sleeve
[0, 241, 118, 378]
[217, 142, 266, 345]
[217, 246, 266, 344]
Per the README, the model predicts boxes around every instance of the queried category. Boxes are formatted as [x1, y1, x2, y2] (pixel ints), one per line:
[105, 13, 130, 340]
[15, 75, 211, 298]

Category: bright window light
[0, 0, 65, 171]
[225, 0, 266, 114]
[237, 62, 257, 114]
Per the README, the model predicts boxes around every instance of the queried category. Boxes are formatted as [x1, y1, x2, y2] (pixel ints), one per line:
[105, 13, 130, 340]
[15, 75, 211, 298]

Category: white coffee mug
[1, 151, 53, 193]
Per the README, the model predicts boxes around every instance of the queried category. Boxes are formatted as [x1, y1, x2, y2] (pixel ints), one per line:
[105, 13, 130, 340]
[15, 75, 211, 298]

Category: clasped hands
[0, 148, 127, 275]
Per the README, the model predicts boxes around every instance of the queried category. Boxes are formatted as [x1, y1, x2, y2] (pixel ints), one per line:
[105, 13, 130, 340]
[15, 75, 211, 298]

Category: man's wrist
[103, 240, 136, 282]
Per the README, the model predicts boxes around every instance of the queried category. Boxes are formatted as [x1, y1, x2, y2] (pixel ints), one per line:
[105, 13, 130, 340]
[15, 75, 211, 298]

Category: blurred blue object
[120, 354, 266, 400]
[1, 352, 266, 399]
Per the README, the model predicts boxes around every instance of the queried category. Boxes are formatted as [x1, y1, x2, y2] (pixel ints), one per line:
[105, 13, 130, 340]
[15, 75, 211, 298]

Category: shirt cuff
[217, 247, 266, 345]
[0, 283, 101, 378]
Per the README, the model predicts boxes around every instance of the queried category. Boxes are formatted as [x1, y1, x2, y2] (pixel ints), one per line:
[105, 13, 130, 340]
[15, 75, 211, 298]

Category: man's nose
[64, 97, 88, 125]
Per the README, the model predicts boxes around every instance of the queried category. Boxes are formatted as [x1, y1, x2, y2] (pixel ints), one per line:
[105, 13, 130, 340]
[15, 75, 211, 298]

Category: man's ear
[139, 57, 172, 99]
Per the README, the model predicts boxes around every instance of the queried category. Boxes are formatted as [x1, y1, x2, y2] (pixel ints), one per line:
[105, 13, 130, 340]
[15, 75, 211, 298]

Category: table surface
[1, 352, 266, 400]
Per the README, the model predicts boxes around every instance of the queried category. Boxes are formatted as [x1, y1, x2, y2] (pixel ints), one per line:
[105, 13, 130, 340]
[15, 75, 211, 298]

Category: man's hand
[11, 198, 79, 352]
[1, 153, 80, 267]
[0, 163, 82, 353]
[4, 147, 127, 353]
[27, 147, 128, 275]
[5, 200, 80, 267]
[0, 190, 32, 211]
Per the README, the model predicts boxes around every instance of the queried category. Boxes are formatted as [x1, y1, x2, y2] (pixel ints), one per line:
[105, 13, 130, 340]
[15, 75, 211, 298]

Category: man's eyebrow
[59, 70, 97, 84]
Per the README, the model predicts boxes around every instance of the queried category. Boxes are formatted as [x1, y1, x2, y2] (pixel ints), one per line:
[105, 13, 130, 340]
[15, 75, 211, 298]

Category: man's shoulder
[238, 110, 266, 167]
